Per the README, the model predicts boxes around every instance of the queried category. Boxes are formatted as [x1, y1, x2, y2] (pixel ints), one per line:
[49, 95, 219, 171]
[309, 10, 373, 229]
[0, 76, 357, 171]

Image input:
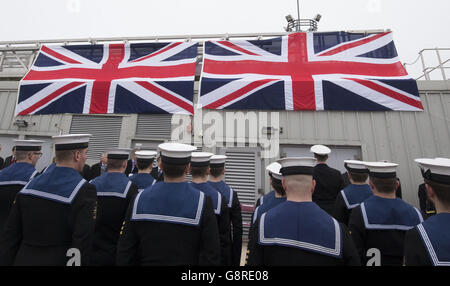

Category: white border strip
[131, 191, 205, 226]
[20, 179, 86, 204]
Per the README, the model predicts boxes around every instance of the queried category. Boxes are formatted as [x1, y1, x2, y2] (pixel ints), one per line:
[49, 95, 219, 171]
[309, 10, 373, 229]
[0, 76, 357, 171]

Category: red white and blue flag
[200, 32, 423, 111]
[16, 41, 197, 115]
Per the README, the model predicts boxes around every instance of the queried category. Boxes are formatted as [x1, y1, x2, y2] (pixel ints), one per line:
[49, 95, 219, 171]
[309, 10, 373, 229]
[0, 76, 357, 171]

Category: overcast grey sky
[1, 0, 449, 78]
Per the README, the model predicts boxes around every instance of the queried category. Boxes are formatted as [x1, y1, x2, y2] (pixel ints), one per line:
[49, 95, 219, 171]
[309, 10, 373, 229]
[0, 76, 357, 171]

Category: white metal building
[1, 32, 449, 233]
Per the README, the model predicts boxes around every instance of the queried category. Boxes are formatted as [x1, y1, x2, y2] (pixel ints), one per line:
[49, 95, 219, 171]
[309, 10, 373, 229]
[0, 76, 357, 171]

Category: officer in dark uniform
[333, 160, 372, 225]
[247, 157, 360, 266]
[90, 148, 139, 266]
[125, 148, 140, 176]
[348, 161, 423, 266]
[129, 150, 157, 191]
[3, 146, 16, 169]
[190, 152, 231, 266]
[116, 143, 221, 266]
[0, 140, 43, 231]
[151, 155, 163, 182]
[89, 152, 108, 181]
[208, 154, 243, 266]
[310, 145, 345, 216]
[0, 134, 96, 266]
[404, 158, 450, 266]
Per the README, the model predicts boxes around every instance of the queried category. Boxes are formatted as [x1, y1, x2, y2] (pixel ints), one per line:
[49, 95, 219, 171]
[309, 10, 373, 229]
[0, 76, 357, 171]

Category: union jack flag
[200, 32, 423, 111]
[16, 41, 198, 115]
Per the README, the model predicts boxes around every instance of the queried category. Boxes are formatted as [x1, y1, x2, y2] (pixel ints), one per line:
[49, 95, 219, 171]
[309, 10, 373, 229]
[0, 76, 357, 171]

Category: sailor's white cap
[277, 157, 316, 176]
[415, 157, 450, 185]
[52, 134, 92, 151]
[158, 142, 196, 165]
[310, 144, 331, 155]
[135, 150, 157, 160]
[210, 155, 227, 167]
[13, 139, 44, 151]
[190, 152, 214, 167]
[364, 161, 398, 178]
[266, 162, 282, 180]
[435, 158, 450, 164]
[107, 148, 131, 160]
[344, 160, 369, 174]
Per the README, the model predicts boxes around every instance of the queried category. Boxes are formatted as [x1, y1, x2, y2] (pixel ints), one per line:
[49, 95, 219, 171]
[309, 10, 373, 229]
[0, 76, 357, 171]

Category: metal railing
[405, 48, 450, 81]
[286, 19, 318, 32]
[0, 32, 292, 77]
[0, 30, 391, 78]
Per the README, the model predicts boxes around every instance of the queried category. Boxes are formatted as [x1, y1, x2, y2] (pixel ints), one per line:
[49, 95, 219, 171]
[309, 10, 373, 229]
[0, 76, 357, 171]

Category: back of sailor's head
[415, 157, 450, 206]
[277, 157, 316, 196]
[158, 142, 196, 179]
[364, 161, 399, 194]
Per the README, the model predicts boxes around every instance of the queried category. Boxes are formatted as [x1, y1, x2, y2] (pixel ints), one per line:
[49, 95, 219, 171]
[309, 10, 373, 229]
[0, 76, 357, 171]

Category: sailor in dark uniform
[255, 190, 275, 208]
[0, 134, 96, 266]
[129, 150, 157, 191]
[418, 182, 436, 218]
[116, 143, 221, 266]
[254, 163, 284, 208]
[348, 161, 423, 266]
[90, 148, 139, 266]
[208, 154, 243, 266]
[0, 140, 44, 231]
[333, 160, 372, 225]
[190, 152, 231, 266]
[404, 158, 450, 266]
[310, 145, 345, 216]
[247, 157, 360, 266]
[250, 162, 286, 228]
[246, 162, 287, 265]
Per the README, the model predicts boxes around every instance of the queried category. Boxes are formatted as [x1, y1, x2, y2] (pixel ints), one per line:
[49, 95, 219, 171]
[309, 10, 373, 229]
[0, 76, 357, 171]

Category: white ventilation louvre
[224, 149, 258, 239]
[136, 114, 172, 139]
[70, 115, 122, 161]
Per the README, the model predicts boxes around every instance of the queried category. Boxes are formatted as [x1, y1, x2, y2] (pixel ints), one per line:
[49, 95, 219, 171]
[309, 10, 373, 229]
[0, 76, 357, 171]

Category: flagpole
[296, 0, 301, 31]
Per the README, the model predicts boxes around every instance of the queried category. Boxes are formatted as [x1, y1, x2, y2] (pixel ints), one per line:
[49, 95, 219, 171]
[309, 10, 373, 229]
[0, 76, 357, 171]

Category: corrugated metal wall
[199, 82, 450, 208]
[273, 91, 450, 207]
[1, 80, 449, 208]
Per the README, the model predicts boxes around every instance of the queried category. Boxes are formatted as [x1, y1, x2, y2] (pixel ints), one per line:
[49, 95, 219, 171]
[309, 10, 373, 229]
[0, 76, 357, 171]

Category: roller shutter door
[70, 115, 122, 162]
[136, 114, 172, 139]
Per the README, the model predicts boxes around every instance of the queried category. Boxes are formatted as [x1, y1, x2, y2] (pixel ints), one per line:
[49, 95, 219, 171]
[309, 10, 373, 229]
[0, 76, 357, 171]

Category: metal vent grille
[224, 150, 257, 238]
[136, 114, 172, 139]
[70, 115, 122, 161]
